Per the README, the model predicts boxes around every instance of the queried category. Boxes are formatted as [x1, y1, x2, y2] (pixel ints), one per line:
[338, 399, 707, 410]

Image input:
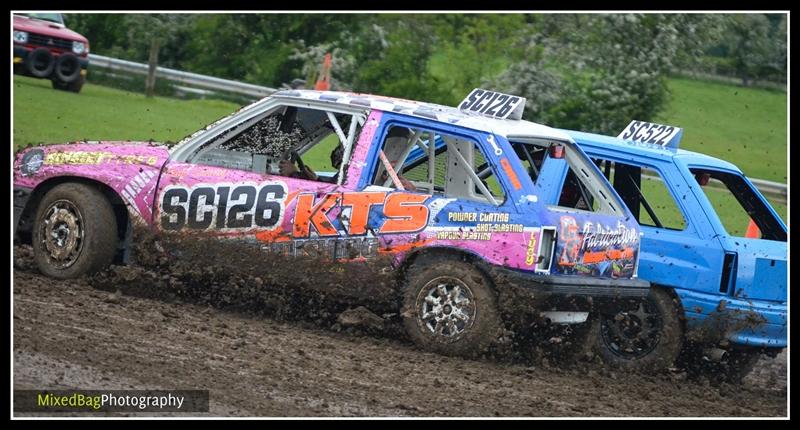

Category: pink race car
[14, 88, 649, 357]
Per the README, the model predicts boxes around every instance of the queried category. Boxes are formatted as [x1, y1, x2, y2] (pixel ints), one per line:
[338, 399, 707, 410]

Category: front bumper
[489, 266, 650, 314]
[14, 45, 89, 70]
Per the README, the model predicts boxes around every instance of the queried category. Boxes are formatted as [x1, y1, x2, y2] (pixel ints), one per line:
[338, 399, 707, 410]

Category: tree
[65, 14, 129, 58]
[290, 15, 456, 103]
[490, 13, 724, 135]
[124, 14, 197, 97]
[182, 14, 360, 87]
[428, 14, 529, 105]
[723, 14, 774, 86]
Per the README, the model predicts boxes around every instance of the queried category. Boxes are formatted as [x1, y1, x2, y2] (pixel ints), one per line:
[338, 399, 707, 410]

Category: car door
[355, 114, 525, 266]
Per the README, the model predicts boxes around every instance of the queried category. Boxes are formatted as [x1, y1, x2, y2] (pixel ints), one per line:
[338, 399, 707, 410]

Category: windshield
[19, 13, 64, 24]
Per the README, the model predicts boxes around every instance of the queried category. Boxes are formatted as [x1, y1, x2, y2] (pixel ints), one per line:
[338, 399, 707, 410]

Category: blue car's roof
[560, 129, 742, 173]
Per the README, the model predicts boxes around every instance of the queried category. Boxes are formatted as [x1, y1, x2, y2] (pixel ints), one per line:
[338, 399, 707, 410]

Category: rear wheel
[33, 183, 118, 279]
[591, 287, 683, 372]
[54, 54, 81, 83]
[681, 346, 762, 385]
[402, 257, 501, 358]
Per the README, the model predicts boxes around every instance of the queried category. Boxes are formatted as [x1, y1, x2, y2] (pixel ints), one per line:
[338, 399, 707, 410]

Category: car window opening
[690, 168, 786, 241]
[592, 158, 686, 230]
[623, 170, 664, 229]
[373, 126, 506, 206]
[507, 138, 622, 216]
[189, 105, 365, 185]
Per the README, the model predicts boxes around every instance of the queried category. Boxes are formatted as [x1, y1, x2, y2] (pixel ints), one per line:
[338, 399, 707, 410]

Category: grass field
[12, 74, 786, 227]
[656, 77, 787, 183]
[13, 75, 240, 149]
[639, 175, 786, 237]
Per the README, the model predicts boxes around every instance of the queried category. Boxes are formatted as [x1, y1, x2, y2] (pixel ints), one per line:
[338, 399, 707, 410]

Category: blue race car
[559, 122, 786, 381]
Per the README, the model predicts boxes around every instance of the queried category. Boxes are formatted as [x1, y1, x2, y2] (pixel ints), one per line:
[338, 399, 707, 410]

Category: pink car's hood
[15, 141, 172, 224]
[21, 140, 171, 159]
[13, 15, 88, 43]
[15, 141, 172, 186]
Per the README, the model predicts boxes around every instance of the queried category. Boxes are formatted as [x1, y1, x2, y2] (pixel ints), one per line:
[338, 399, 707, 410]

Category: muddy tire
[33, 183, 118, 279]
[401, 257, 501, 358]
[718, 348, 762, 384]
[682, 347, 762, 385]
[591, 287, 683, 372]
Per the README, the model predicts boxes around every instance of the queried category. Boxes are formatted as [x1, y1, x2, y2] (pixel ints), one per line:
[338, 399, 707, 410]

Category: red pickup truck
[13, 13, 89, 93]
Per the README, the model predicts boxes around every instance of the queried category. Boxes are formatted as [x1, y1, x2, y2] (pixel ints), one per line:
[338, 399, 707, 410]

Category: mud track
[12, 245, 786, 417]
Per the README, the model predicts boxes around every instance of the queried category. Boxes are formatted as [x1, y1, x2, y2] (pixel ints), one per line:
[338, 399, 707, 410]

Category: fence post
[145, 39, 160, 98]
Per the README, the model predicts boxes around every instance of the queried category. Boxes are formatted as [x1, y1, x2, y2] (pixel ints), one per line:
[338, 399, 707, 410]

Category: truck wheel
[591, 287, 683, 372]
[32, 183, 118, 279]
[402, 257, 501, 358]
[54, 54, 81, 83]
[26, 47, 54, 78]
[52, 76, 84, 93]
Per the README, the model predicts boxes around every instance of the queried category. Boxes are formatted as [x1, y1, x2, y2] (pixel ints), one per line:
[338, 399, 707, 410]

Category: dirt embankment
[12, 245, 787, 417]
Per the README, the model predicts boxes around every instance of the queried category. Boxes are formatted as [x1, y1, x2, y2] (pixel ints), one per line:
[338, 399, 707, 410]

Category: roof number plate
[617, 120, 683, 148]
[459, 88, 526, 121]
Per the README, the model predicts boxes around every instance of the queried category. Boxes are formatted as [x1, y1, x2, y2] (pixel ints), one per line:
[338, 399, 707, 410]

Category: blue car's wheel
[592, 287, 683, 372]
[680, 346, 763, 385]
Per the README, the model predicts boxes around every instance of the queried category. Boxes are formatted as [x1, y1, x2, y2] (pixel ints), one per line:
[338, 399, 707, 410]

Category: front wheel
[401, 257, 501, 358]
[32, 183, 118, 279]
[591, 287, 683, 372]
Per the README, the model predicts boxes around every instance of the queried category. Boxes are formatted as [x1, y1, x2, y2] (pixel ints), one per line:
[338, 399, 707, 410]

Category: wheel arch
[16, 176, 132, 263]
[398, 246, 496, 288]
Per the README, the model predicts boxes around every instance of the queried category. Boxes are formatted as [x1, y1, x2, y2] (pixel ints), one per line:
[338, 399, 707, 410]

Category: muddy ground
[12, 244, 787, 417]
